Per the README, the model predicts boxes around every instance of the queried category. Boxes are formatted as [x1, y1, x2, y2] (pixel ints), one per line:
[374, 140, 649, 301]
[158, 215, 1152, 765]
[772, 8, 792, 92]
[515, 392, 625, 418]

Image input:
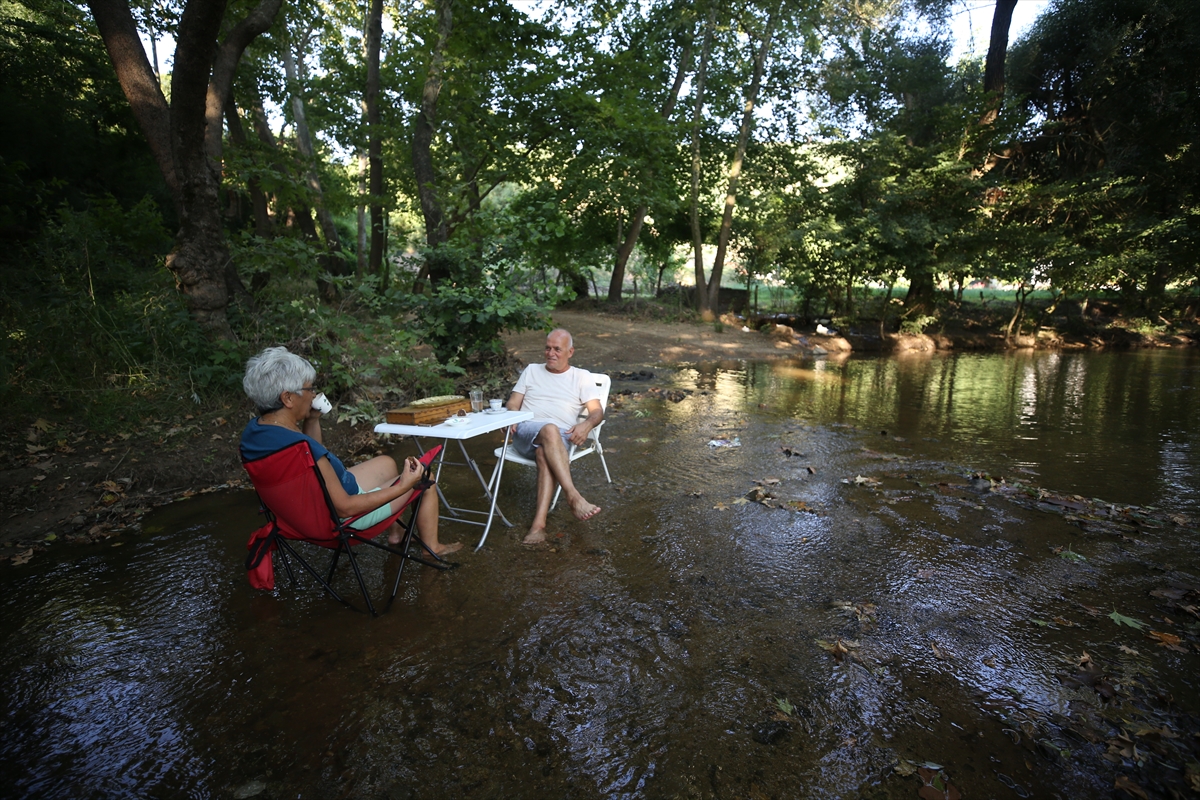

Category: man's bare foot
[431, 541, 463, 556]
[569, 497, 601, 522]
[523, 528, 547, 545]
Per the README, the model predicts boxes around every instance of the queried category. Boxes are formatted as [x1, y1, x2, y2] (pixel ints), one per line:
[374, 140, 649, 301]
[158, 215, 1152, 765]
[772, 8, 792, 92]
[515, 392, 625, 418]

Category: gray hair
[243, 346, 316, 413]
[548, 328, 573, 348]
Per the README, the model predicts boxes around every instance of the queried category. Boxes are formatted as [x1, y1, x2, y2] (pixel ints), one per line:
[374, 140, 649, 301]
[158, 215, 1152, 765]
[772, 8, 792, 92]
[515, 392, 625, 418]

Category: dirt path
[503, 308, 815, 369]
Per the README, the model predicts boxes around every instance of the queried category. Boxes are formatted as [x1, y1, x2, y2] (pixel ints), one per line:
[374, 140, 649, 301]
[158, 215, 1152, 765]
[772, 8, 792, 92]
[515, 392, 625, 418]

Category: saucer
[443, 416, 468, 426]
[484, 408, 505, 414]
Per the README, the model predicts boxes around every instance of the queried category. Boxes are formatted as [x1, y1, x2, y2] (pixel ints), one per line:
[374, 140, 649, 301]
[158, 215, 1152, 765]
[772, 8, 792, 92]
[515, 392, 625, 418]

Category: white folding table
[374, 409, 532, 550]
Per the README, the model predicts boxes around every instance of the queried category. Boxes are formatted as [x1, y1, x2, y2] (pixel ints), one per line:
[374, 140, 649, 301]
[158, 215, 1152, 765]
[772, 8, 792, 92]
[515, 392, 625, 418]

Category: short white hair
[243, 347, 316, 413]
[548, 328, 573, 348]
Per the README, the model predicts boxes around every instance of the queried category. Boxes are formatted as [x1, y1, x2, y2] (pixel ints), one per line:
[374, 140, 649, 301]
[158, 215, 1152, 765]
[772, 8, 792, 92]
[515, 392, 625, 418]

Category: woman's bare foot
[569, 497, 601, 522]
[431, 541, 463, 556]
[523, 527, 547, 545]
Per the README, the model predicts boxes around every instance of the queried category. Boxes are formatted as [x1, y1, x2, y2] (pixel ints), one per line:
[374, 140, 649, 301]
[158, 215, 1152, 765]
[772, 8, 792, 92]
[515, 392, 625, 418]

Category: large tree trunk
[89, 0, 280, 338]
[981, 0, 1018, 125]
[690, 4, 718, 318]
[412, 0, 453, 286]
[607, 34, 694, 302]
[705, 0, 782, 315]
[364, 0, 386, 281]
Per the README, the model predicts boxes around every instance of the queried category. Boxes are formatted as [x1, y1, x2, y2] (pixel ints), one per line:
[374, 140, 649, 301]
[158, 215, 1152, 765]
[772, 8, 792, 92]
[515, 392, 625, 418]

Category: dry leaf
[931, 642, 952, 660]
[1148, 630, 1181, 647]
[1118, 645, 1140, 655]
[1114, 775, 1148, 799]
[11, 549, 33, 566]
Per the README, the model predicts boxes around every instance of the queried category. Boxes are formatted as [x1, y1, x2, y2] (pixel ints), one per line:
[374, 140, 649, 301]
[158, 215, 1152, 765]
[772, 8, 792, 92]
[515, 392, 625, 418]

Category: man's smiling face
[544, 331, 573, 373]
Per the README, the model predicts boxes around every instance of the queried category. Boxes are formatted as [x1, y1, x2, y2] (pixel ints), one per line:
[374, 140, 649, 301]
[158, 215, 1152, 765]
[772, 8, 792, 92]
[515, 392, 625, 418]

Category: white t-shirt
[512, 365, 601, 430]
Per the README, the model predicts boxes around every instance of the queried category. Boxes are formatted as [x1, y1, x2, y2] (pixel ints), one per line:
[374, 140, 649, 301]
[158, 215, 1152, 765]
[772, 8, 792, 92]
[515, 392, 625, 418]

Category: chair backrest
[243, 441, 341, 544]
[581, 372, 610, 441]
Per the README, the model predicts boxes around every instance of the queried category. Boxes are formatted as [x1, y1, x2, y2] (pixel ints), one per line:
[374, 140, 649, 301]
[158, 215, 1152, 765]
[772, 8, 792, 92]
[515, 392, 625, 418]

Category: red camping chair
[243, 441, 451, 615]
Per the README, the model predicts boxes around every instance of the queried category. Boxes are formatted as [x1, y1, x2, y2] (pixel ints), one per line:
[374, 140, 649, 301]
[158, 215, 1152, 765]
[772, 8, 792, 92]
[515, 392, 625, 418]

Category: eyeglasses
[291, 386, 320, 396]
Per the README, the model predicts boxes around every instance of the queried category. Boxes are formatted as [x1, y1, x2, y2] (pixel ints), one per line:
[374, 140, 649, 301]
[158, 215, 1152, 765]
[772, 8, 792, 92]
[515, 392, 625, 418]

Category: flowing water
[2, 349, 1198, 799]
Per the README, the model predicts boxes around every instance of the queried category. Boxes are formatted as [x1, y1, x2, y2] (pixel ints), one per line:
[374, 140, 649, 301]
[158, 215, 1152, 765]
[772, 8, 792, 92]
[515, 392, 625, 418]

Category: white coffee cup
[311, 392, 333, 415]
[489, 398, 503, 411]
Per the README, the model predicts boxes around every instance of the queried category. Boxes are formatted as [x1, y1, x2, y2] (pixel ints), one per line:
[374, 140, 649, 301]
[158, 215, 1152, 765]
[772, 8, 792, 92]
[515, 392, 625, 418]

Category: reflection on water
[1, 349, 1197, 799]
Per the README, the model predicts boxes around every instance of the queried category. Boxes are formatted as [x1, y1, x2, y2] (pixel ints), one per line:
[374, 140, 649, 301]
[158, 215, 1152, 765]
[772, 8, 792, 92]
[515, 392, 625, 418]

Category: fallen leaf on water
[1115, 775, 1149, 799]
[1109, 610, 1147, 630]
[26, 444, 46, 453]
[1133, 725, 1178, 739]
[931, 642, 952, 660]
[1031, 619, 1051, 627]
[916, 569, 937, 579]
[784, 500, 815, 513]
[1052, 616, 1080, 627]
[1080, 604, 1102, 616]
[11, 549, 33, 566]
[731, 497, 750, 506]
[712, 502, 729, 511]
[1118, 645, 1140, 655]
[847, 474, 880, 487]
[1148, 630, 1181, 646]
[756, 477, 781, 486]
[33, 418, 52, 432]
[815, 638, 858, 663]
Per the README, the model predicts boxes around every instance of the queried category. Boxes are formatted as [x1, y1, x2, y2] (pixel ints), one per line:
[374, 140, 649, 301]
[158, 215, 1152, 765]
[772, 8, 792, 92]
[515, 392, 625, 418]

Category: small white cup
[311, 392, 333, 415]
[489, 398, 503, 411]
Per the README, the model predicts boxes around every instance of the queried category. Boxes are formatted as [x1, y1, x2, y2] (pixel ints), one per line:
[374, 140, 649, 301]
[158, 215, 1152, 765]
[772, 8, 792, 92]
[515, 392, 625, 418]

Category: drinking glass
[469, 389, 484, 413]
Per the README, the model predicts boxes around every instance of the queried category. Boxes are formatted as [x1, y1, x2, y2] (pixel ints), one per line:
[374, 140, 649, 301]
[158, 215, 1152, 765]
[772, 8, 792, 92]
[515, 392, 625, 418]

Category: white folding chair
[491, 372, 613, 511]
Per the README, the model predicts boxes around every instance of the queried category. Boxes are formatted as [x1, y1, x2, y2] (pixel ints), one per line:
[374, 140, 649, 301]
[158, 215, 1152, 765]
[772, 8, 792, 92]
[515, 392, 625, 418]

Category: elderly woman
[240, 347, 461, 556]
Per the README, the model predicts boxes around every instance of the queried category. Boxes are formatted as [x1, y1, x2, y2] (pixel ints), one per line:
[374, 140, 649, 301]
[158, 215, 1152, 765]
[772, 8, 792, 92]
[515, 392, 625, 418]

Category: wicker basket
[385, 399, 472, 425]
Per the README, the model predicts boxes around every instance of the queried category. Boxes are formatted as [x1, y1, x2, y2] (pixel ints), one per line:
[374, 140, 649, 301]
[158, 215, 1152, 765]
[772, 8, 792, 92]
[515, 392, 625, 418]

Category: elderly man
[506, 328, 604, 544]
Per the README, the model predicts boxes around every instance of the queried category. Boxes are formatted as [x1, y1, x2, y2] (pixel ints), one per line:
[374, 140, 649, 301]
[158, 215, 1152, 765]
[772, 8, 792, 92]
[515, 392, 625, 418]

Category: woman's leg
[380, 485, 461, 555]
[347, 455, 399, 490]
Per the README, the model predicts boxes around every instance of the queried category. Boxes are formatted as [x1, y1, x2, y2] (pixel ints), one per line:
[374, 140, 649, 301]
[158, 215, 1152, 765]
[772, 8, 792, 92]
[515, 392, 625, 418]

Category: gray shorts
[512, 419, 571, 459]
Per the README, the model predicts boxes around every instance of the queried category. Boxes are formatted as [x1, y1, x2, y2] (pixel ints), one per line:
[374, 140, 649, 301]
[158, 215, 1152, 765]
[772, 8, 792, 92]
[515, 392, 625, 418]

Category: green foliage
[403, 246, 558, 364]
[899, 314, 938, 335]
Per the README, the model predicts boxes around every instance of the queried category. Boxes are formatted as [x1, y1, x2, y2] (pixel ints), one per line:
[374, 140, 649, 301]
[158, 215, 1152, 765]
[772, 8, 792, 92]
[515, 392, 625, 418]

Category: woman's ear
[278, 390, 295, 409]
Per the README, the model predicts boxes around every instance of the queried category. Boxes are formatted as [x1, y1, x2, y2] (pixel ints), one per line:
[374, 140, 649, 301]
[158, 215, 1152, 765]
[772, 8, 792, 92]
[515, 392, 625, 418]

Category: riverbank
[2, 306, 1195, 561]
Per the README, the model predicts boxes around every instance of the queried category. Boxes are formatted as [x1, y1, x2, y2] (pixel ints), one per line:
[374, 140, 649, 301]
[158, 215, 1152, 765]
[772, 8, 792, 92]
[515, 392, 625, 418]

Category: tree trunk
[412, 0, 453, 285]
[89, 0, 179, 201]
[981, 0, 1018, 125]
[365, 0, 385, 280]
[706, 0, 782, 313]
[608, 33, 694, 302]
[90, 0, 280, 338]
[690, 4, 717, 318]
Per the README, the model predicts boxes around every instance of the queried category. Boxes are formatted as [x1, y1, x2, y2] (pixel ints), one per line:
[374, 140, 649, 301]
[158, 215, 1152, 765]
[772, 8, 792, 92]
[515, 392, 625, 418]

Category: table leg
[476, 426, 516, 550]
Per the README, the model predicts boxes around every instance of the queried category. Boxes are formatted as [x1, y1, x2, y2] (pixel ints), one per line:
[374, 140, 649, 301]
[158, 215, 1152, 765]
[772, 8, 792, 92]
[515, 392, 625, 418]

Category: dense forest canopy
[1, 0, 1196, 409]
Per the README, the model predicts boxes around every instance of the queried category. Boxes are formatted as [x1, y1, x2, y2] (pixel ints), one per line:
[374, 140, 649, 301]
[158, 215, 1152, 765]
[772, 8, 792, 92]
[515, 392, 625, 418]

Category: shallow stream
[3, 349, 1198, 799]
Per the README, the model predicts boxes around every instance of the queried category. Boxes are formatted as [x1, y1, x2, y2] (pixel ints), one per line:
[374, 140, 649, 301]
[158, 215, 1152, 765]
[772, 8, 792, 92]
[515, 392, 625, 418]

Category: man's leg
[523, 423, 600, 544]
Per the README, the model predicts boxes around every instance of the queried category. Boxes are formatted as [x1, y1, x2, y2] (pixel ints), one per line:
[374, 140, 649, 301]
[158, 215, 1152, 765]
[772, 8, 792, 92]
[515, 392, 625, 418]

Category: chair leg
[341, 545, 378, 616]
[596, 444, 612, 483]
[277, 539, 349, 606]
